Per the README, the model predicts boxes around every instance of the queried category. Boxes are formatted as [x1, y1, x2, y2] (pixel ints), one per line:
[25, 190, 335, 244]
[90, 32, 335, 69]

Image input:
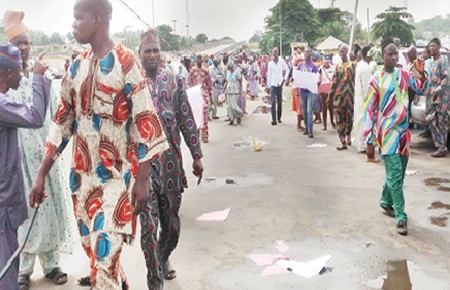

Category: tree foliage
[195, 33, 208, 43]
[259, 0, 319, 54]
[259, 2, 367, 55]
[371, 6, 415, 46]
[156, 25, 180, 51]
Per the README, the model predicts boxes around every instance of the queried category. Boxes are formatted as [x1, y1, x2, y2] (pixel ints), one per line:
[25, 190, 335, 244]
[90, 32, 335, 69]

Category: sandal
[45, 267, 68, 285]
[18, 273, 30, 290]
[163, 261, 176, 280]
[78, 275, 92, 286]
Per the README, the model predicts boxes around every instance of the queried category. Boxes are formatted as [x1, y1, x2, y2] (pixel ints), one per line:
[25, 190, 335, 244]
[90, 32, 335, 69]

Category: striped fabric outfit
[426, 56, 449, 154]
[141, 69, 203, 290]
[363, 68, 427, 224]
[187, 66, 212, 143]
[46, 43, 168, 290]
[330, 61, 356, 145]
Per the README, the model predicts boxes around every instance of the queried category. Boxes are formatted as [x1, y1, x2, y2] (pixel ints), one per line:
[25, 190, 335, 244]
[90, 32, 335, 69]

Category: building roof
[316, 36, 346, 51]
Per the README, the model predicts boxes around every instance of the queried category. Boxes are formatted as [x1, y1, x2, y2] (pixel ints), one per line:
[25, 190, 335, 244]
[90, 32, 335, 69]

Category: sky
[1, 0, 449, 42]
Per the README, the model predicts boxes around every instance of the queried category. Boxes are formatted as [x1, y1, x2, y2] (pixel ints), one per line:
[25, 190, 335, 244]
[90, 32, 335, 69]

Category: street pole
[349, 0, 358, 50]
[186, 0, 190, 37]
[367, 8, 371, 43]
[279, 0, 282, 57]
[172, 19, 177, 34]
[152, 0, 155, 27]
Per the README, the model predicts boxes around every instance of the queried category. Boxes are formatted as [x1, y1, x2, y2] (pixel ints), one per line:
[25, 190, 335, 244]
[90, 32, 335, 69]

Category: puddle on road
[430, 216, 448, 227]
[202, 173, 274, 189]
[424, 178, 450, 186]
[382, 260, 412, 290]
[366, 260, 448, 290]
[428, 201, 450, 210]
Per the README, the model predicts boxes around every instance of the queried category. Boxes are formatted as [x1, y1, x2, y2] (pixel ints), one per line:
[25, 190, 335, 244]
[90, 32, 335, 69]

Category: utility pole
[330, 0, 336, 8]
[367, 8, 371, 43]
[152, 0, 155, 27]
[186, 0, 190, 37]
[349, 0, 358, 50]
[172, 19, 177, 34]
[279, 0, 282, 57]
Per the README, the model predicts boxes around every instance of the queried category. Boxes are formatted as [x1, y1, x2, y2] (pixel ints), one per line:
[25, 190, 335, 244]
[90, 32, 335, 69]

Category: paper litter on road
[307, 143, 327, 148]
[276, 240, 290, 253]
[405, 170, 420, 176]
[261, 264, 289, 277]
[196, 208, 230, 221]
[277, 254, 332, 279]
[247, 254, 288, 266]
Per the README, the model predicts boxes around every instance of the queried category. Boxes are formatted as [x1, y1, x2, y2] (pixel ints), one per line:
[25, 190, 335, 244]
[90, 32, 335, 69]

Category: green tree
[316, 8, 366, 46]
[50, 32, 65, 45]
[259, 0, 320, 54]
[371, 6, 415, 46]
[113, 28, 141, 49]
[249, 30, 263, 43]
[0, 26, 7, 43]
[195, 33, 208, 43]
[156, 24, 180, 51]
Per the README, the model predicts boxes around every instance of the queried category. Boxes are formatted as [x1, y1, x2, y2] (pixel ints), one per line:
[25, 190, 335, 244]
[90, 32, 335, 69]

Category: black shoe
[237, 118, 241, 124]
[308, 133, 314, 138]
[396, 220, 408, 236]
[381, 205, 395, 218]
[271, 121, 277, 125]
[303, 131, 308, 135]
[278, 119, 282, 123]
[228, 121, 234, 125]
[212, 116, 219, 120]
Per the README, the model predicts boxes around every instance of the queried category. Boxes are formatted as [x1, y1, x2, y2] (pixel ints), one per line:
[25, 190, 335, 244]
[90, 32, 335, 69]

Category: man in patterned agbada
[29, 0, 168, 289]
[138, 28, 204, 290]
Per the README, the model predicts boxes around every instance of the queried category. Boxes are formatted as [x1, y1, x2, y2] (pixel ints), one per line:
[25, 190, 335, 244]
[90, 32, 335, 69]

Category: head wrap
[368, 47, 382, 65]
[381, 38, 395, 52]
[0, 43, 22, 69]
[3, 10, 28, 41]
[323, 54, 332, 63]
[140, 29, 160, 46]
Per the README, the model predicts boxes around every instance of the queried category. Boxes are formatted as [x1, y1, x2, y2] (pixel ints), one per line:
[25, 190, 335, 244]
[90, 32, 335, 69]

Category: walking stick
[0, 208, 39, 281]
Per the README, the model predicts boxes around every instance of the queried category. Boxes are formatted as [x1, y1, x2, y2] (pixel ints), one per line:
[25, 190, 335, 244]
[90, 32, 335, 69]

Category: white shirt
[267, 58, 289, 87]
[397, 51, 407, 68]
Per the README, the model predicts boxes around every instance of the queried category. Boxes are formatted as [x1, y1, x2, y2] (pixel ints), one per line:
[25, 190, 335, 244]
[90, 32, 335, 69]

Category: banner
[292, 71, 319, 94]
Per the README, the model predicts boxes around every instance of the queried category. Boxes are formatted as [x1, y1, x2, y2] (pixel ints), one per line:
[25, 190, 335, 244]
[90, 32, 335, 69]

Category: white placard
[292, 70, 319, 93]
[185, 85, 204, 129]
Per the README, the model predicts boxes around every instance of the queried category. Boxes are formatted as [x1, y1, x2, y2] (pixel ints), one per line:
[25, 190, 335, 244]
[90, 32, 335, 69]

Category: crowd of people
[0, 0, 449, 289]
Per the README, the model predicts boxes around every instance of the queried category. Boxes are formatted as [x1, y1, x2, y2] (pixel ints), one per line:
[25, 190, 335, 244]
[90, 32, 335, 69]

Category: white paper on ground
[261, 264, 289, 277]
[196, 208, 231, 221]
[247, 254, 288, 266]
[186, 85, 205, 129]
[307, 143, 327, 148]
[405, 170, 420, 176]
[276, 240, 290, 253]
[277, 255, 332, 279]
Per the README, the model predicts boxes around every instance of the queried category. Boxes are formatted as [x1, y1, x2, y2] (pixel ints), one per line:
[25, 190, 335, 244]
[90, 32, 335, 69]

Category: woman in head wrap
[223, 62, 244, 125]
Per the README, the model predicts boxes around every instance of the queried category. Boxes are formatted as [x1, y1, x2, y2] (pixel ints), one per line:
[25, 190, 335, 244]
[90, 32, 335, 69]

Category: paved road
[30, 91, 450, 289]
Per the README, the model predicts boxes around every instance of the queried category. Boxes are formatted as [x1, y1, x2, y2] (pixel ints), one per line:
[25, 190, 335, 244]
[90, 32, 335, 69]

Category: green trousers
[381, 154, 408, 223]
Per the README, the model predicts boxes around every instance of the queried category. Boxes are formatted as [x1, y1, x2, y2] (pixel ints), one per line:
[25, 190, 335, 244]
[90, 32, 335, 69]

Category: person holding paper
[139, 29, 204, 288]
[266, 47, 289, 125]
[188, 55, 212, 143]
[296, 48, 319, 138]
[329, 45, 356, 150]
[363, 38, 427, 235]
